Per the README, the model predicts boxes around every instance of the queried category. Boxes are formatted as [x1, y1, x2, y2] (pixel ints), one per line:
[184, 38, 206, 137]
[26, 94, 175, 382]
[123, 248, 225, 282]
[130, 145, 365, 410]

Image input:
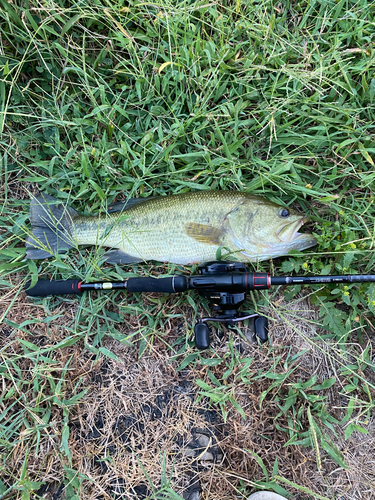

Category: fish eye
[279, 208, 290, 218]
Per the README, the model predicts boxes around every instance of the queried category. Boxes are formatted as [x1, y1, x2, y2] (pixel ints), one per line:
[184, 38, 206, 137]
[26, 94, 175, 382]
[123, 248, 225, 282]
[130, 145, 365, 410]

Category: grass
[1, 0, 375, 498]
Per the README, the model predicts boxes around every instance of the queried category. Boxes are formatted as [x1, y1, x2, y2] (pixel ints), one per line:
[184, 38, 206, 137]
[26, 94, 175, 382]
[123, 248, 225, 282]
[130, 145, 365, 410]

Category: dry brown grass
[1, 286, 375, 500]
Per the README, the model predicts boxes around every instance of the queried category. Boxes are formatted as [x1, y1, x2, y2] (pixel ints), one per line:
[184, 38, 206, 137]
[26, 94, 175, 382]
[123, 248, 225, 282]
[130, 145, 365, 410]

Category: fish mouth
[233, 215, 317, 262]
[276, 217, 310, 244]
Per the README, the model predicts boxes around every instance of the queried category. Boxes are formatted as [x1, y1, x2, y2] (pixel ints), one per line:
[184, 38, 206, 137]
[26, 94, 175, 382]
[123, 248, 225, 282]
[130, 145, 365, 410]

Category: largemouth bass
[26, 191, 317, 264]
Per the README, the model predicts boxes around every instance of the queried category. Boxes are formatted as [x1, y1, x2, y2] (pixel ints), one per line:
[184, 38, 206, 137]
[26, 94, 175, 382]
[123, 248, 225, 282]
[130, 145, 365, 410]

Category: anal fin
[104, 249, 143, 264]
[184, 223, 224, 245]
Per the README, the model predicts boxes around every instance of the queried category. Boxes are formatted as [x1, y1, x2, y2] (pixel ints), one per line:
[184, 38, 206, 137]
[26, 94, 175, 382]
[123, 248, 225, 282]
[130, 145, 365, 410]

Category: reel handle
[194, 314, 269, 349]
[194, 323, 211, 350]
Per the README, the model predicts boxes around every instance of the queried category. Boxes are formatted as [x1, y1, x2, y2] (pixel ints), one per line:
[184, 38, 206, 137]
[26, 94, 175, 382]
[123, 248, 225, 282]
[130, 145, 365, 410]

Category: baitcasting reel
[193, 261, 268, 349]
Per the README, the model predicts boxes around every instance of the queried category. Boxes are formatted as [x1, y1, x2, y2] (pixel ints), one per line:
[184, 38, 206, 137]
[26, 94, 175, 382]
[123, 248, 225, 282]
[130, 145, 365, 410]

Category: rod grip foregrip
[25, 279, 82, 296]
[126, 276, 187, 293]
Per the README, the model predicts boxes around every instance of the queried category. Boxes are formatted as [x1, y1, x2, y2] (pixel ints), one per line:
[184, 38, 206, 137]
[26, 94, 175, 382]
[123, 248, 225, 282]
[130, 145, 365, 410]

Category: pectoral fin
[184, 223, 224, 245]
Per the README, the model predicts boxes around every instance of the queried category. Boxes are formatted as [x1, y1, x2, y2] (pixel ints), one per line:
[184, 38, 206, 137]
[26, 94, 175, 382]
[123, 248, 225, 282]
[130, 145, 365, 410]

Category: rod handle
[25, 279, 82, 297]
[126, 276, 188, 293]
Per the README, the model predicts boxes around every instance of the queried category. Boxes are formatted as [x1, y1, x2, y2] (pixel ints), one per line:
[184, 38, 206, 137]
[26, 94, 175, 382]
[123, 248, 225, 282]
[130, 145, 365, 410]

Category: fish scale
[73, 192, 240, 264]
[26, 191, 317, 264]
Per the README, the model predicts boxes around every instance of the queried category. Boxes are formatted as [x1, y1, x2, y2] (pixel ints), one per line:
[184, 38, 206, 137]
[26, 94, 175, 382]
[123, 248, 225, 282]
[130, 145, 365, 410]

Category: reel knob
[194, 323, 210, 350]
[254, 316, 269, 343]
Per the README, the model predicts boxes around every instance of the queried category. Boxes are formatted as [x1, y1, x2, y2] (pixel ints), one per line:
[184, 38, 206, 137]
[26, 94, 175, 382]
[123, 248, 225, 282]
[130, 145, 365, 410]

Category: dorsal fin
[107, 196, 158, 213]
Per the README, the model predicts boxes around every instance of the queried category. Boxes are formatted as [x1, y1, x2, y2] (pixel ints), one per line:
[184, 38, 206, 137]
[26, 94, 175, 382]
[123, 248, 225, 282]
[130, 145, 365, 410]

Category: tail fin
[26, 194, 78, 259]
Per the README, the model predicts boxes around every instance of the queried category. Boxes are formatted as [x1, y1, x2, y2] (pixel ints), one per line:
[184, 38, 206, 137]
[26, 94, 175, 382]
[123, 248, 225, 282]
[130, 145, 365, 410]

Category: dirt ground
[1, 284, 375, 500]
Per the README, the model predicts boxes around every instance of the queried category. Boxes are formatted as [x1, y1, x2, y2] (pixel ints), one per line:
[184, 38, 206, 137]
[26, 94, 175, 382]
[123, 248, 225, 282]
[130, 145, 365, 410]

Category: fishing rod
[25, 261, 375, 350]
